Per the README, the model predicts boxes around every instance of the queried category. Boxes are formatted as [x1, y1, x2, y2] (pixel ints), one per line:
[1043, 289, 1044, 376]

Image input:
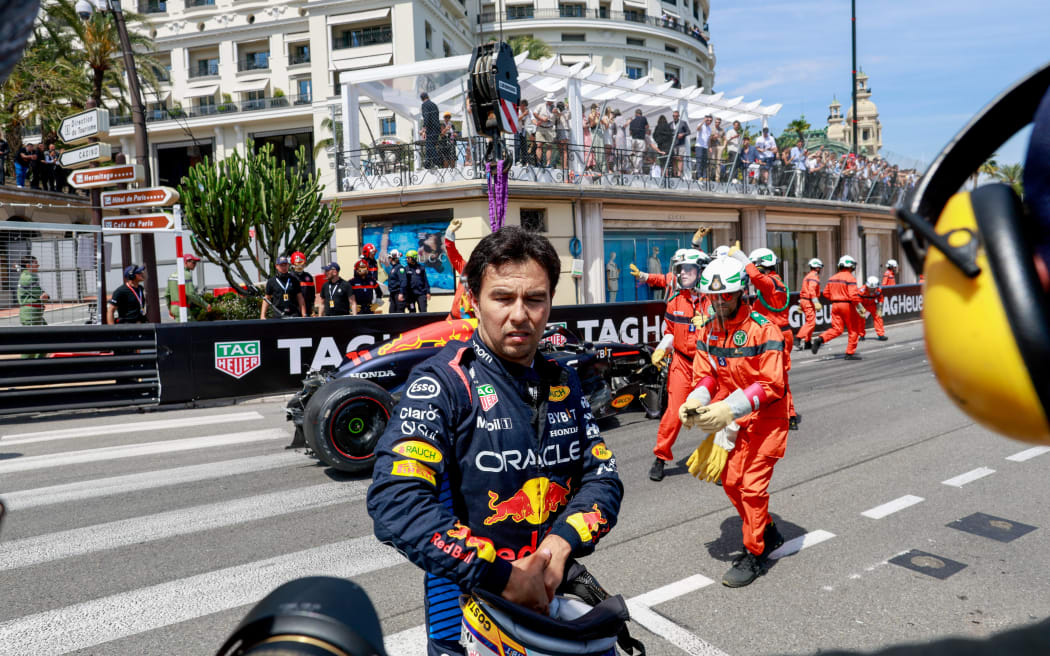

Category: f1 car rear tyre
[303, 378, 394, 474]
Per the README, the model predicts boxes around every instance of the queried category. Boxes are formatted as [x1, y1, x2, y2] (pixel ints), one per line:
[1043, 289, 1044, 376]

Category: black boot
[649, 458, 666, 482]
[859, 335, 866, 341]
[810, 337, 823, 354]
[877, 335, 888, 341]
[723, 551, 762, 587]
[762, 522, 785, 559]
[844, 353, 862, 361]
[794, 337, 803, 350]
[789, 415, 800, 431]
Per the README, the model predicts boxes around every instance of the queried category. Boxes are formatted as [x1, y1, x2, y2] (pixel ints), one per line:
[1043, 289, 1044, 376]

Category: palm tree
[995, 162, 1024, 198]
[509, 36, 552, 60]
[971, 154, 999, 189]
[778, 115, 811, 151]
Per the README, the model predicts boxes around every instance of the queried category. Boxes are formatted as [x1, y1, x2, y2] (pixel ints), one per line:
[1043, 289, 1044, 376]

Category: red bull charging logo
[484, 477, 572, 525]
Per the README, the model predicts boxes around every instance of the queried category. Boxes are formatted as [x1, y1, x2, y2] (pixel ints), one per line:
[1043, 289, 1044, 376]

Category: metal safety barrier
[0, 324, 159, 415]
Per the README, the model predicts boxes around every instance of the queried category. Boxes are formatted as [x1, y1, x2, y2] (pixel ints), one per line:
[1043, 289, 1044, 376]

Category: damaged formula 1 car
[285, 316, 667, 473]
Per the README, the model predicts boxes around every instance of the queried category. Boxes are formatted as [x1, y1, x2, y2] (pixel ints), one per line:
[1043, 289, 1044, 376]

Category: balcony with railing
[289, 51, 311, 66]
[107, 94, 312, 125]
[186, 0, 216, 8]
[332, 25, 393, 50]
[189, 60, 219, 78]
[238, 53, 271, 73]
[477, 8, 709, 48]
[335, 137, 907, 208]
[138, 0, 166, 13]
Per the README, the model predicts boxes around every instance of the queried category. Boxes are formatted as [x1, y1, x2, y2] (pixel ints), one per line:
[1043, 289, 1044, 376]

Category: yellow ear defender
[896, 62, 1050, 444]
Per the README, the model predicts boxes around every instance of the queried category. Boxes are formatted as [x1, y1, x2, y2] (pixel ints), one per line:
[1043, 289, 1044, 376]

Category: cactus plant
[177, 139, 340, 295]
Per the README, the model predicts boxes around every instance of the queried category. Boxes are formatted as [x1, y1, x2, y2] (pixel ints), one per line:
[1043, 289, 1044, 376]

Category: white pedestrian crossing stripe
[0, 411, 264, 445]
[1, 481, 370, 572]
[0, 428, 289, 475]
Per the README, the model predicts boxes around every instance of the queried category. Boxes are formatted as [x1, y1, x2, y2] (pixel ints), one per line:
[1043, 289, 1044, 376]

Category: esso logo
[406, 375, 441, 399]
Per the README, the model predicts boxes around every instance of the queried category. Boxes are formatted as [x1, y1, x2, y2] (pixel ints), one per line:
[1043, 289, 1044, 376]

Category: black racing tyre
[303, 378, 394, 474]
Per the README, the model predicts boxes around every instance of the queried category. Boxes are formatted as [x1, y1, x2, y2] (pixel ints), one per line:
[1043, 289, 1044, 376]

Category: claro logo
[406, 376, 441, 399]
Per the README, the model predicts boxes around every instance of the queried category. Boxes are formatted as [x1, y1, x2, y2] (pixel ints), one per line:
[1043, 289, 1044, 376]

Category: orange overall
[796, 271, 822, 343]
[881, 269, 896, 287]
[654, 289, 705, 462]
[445, 238, 473, 319]
[692, 303, 788, 556]
[746, 264, 795, 419]
[644, 271, 677, 291]
[858, 283, 885, 338]
[819, 270, 862, 355]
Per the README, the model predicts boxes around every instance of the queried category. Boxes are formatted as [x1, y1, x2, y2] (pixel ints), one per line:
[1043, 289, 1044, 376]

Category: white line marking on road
[630, 574, 715, 607]
[3, 452, 307, 510]
[0, 428, 288, 475]
[861, 495, 925, 519]
[0, 536, 405, 656]
[1, 481, 369, 572]
[384, 625, 428, 656]
[942, 467, 995, 487]
[626, 603, 731, 656]
[768, 529, 836, 560]
[1006, 446, 1050, 462]
[1, 411, 264, 444]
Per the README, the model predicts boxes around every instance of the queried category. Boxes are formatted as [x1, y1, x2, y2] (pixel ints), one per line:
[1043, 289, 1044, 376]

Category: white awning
[327, 7, 390, 26]
[233, 78, 270, 93]
[560, 55, 591, 66]
[284, 32, 310, 43]
[143, 88, 171, 103]
[335, 53, 393, 71]
[182, 84, 218, 98]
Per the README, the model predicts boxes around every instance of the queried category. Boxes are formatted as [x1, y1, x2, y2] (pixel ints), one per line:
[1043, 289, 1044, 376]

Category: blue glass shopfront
[603, 231, 711, 302]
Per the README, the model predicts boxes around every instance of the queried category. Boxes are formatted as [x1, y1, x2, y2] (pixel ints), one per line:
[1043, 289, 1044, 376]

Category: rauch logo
[215, 340, 261, 379]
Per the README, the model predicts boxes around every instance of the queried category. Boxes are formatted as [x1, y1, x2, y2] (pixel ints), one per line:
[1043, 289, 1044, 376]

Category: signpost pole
[174, 204, 187, 323]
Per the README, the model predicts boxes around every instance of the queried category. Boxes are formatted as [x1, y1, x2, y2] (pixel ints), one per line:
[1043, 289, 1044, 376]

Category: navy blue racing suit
[367, 334, 623, 656]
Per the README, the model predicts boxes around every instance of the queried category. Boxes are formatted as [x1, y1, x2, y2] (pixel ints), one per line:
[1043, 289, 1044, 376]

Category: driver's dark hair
[465, 226, 560, 298]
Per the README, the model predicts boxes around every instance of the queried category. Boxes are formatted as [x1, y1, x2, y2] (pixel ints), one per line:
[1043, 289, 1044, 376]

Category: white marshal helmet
[886, 258, 899, 269]
[808, 258, 824, 269]
[867, 276, 880, 287]
[838, 254, 857, 269]
[700, 256, 748, 294]
[673, 249, 705, 289]
[671, 248, 689, 267]
[714, 244, 730, 258]
[749, 247, 778, 268]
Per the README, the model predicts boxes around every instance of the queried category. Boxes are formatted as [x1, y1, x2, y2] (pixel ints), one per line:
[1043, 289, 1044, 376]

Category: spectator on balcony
[739, 137, 760, 184]
[724, 120, 741, 179]
[670, 110, 689, 177]
[695, 114, 712, 180]
[534, 94, 556, 167]
[439, 112, 457, 168]
[420, 92, 440, 169]
[0, 134, 9, 185]
[629, 108, 649, 174]
[653, 115, 673, 168]
[45, 143, 59, 191]
[756, 126, 777, 183]
[517, 98, 535, 165]
[585, 103, 606, 172]
[554, 101, 570, 169]
[709, 117, 725, 181]
[14, 140, 33, 188]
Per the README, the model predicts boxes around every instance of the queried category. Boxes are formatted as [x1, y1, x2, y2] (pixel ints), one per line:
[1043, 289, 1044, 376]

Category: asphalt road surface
[1, 320, 1048, 656]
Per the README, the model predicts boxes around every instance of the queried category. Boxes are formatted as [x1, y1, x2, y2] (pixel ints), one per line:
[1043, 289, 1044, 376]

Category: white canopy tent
[338, 53, 782, 168]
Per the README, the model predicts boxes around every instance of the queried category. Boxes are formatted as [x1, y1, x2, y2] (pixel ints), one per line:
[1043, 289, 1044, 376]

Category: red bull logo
[377, 318, 478, 356]
[565, 503, 608, 543]
[445, 522, 496, 563]
[484, 478, 572, 525]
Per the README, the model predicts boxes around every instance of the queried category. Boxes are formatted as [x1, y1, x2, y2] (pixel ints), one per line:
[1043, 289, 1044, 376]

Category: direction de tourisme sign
[101, 187, 180, 209]
[102, 213, 175, 232]
[68, 164, 143, 189]
[59, 108, 110, 145]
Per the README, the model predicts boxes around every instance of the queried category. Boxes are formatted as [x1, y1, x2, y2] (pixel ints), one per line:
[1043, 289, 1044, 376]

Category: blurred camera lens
[216, 577, 387, 656]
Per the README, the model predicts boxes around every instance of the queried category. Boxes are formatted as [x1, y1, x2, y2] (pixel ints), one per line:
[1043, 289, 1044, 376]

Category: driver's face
[471, 258, 552, 367]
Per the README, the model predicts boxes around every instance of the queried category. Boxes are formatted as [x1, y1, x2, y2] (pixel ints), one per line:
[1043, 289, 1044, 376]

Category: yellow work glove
[650, 348, 667, 368]
[857, 305, 868, 319]
[813, 300, 822, 312]
[692, 226, 710, 246]
[701, 424, 739, 482]
[691, 314, 710, 330]
[876, 306, 883, 318]
[448, 218, 462, 234]
[694, 401, 735, 433]
[726, 241, 750, 266]
[686, 434, 717, 479]
[629, 263, 643, 279]
[678, 397, 705, 427]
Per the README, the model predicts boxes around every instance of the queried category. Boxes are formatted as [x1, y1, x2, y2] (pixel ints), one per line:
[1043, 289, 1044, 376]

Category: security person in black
[260, 255, 306, 318]
[404, 249, 431, 312]
[107, 265, 149, 324]
[386, 249, 408, 312]
[319, 262, 353, 316]
[290, 251, 315, 316]
[349, 258, 380, 314]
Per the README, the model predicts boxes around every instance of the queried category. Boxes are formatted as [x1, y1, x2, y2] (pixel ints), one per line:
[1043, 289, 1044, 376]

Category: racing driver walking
[367, 226, 623, 656]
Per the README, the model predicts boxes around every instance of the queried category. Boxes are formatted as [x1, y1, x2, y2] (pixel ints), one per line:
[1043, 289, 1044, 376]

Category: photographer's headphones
[896, 62, 1050, 443]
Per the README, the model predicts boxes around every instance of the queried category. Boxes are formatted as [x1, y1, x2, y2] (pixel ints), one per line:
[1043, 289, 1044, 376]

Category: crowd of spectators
[0, 134, 77, 193]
